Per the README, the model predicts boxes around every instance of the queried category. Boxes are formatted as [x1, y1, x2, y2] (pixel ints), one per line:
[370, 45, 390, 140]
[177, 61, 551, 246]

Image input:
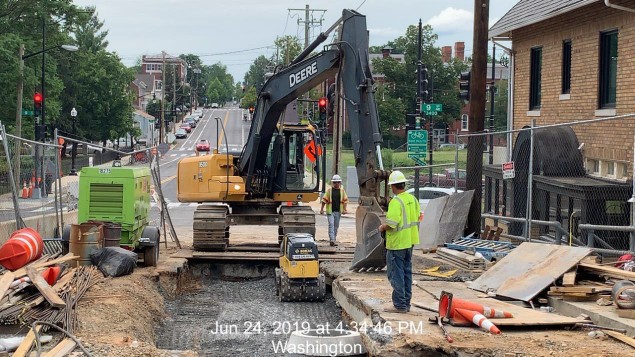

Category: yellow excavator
[177, 9, 390, 276]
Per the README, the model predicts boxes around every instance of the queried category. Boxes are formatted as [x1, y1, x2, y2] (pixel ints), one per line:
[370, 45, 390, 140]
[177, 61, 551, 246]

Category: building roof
[133, 73, 154, 89]
[142, 53, 185, 63]
[489, 0, 597, 39]
[134, 109, 155, 120]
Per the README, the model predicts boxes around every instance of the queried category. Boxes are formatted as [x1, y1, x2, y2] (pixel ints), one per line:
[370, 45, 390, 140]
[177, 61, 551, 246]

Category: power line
[356, 0, 368, 11]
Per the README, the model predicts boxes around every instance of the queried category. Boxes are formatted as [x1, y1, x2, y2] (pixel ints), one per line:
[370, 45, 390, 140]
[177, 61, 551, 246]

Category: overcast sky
[72, 0, 515, 82]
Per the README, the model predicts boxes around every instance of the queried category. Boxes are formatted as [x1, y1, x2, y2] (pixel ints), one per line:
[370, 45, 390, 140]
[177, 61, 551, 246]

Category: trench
[156, 261, 347, 356]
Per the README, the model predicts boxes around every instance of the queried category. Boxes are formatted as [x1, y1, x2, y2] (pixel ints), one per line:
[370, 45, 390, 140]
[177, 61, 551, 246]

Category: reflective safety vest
[385, 191, 421, 250]
[322, 187, 348, 214]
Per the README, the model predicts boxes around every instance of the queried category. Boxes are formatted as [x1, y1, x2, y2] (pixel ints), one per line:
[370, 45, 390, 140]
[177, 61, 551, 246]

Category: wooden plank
[0, 272, 15, 301]
[26, 267, 65, 308]
[13, 326, 42, 357]
[550, 286, 596, 293]
[605, 331, 635, 349]
[43, 338, 76, 357]
[562, 269, 576, 287]
[13, 253, 79, 279]
[579, 263, 635, 281]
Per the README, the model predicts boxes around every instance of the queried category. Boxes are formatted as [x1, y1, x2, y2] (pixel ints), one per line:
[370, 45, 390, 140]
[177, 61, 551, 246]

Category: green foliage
[274, 36, 302, 65]
[204, 63, 234, 104]
[244, 55, 273, 93]
[241, 86, 257, 109]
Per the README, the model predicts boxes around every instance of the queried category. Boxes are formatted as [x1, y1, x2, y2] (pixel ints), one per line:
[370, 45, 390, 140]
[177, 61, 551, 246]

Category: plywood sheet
[416, 190, 474, 250]
[468, 242, 591, 301]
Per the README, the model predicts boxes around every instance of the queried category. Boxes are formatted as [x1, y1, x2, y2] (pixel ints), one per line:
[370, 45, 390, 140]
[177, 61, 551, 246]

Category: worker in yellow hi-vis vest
[379, 170, 421, 313]
[320, 174, 348, 246]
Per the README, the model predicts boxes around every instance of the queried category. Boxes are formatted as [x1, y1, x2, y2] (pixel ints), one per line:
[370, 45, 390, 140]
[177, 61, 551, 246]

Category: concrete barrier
[0, 210, 78, 245]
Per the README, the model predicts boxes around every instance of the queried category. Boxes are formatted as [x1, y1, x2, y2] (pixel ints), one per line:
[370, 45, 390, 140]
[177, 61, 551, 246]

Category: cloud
[427, 7, 473, 34]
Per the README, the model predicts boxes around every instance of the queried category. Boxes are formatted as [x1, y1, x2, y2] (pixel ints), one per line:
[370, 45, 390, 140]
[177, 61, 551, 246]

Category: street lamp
[14, 43, 78, 196]
[69, 107, 78, 176]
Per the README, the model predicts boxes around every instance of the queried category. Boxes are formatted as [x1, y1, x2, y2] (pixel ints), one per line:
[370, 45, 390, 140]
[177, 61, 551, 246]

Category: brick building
[490, 0, 635, 182]
[140, 53, 188, 103]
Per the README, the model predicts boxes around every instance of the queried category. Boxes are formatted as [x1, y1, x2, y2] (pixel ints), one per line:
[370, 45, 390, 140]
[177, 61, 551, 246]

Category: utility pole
[466, 0, 490, 236]
[173, 64, 177, 131]
[289, 5, 326, 48]
[160, 51, 166, 144]
[14, 44, 24, 186]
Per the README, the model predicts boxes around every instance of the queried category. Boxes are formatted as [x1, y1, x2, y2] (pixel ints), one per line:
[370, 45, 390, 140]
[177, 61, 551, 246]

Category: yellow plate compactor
[275, 233, 326, 302]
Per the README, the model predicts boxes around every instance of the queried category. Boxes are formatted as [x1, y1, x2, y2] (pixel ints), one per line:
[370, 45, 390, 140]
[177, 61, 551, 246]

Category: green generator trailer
[63, 166, 160, 266]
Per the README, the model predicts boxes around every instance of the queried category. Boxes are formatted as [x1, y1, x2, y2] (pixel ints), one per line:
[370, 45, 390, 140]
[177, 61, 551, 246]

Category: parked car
[439, 143, 465, 150]
[196, 139, 211, 152]
[175, 129, 187, 139]
[185, 118, 197, 128]
[180, 123, 192, 133]
[406, 187, 463, 214]
[418, 168, 467, 190]
[211, 103, 219, 108]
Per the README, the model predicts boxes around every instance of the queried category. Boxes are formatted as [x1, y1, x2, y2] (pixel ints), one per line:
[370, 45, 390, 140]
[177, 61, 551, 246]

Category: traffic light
[248, 106, 254, 114]
[459, 71, 471, 102]
[419, 66, 429, 101]
[318, 97, 327, 124]
[34, 92, 43, 116]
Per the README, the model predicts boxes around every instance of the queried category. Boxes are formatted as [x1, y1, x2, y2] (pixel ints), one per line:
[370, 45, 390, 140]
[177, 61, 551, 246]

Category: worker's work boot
[384, 306, 408, 314]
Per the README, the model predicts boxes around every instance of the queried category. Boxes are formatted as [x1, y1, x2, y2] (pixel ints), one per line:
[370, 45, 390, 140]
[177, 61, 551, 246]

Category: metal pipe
[289, 16, 343, 66]
[578, 223, 635, 232]
[458, 113, 635, 138]
[0, 123, 25, 229]
[525, 119, 535, 240]
[455, 132, 459, 191]
[604, 0, 635, 13]
[53, 128, 61, 238]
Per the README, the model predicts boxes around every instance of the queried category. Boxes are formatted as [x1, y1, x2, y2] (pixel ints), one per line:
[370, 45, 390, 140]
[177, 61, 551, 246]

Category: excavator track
[278, 206, 316, 244]
[275, 269, 326, 302]
[193, 205, 229, 251]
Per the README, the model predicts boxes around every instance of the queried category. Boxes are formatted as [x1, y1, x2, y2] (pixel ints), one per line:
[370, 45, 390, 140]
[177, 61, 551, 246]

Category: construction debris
[444, 237, 515, 261]
[436, 247, 487, 271]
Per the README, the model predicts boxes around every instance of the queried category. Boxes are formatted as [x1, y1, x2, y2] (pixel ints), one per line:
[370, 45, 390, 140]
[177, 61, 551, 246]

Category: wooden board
[13, 253, 79, 279]
[26, 267, 65, 308]
[13, 326, 42, 357]
[0, 272, 15, 301]
[606, 330, 635, 349]
[43, 338, 77, 357]
[579, 263, 635, 281]
[562, 269, 577, 287]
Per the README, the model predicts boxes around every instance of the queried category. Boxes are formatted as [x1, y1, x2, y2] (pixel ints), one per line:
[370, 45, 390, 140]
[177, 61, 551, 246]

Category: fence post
[555, 225, 562, 245]
[53, 128, 61, 238]
[630, 133, 635, 252]
[0, 123, 25, 229]
[414, 167, 420, 200]
[525, 118, 535, 241]
[587, 229, 595, 248]
[455, 133, 459, 191]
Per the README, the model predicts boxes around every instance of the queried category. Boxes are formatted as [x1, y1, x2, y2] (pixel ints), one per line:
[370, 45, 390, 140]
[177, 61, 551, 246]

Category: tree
[244, 55, 273, 93]
[274, 36, 302, 65]
[241, 86, 257, 109]
[72, 7, 108, 53]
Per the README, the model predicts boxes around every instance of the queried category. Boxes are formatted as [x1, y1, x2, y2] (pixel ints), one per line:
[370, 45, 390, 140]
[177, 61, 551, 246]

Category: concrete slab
[549, 296, 635, 336]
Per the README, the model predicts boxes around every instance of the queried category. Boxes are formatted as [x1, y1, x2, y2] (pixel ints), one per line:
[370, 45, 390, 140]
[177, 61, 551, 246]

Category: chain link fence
[461, 114, 635, 255]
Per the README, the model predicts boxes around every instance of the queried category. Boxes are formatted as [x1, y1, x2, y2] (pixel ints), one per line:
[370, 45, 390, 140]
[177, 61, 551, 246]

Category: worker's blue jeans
[327, 212, 341, 242]
[386, 247, 413, 311]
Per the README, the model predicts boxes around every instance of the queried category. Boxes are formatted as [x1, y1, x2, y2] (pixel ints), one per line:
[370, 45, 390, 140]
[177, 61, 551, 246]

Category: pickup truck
[417, 168, 467, 190]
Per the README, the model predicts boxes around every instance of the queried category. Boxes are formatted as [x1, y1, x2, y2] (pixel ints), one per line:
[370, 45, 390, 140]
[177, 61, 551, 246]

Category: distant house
[490, 0, 635, 181]
[369, 46, 405, 83]
[130, 73, 155, 111]
[133, 109, 158, 146]
[140, 53, 188, 102]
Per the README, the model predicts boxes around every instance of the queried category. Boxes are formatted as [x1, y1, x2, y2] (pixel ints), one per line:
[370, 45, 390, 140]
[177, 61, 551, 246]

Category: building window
[529, 47, 542, 110]
[607, 161, 615, 176]
[599, 30, 618, 108]
[587, 159, 599, 174]
[461, 114, 468, 131]
[562, 40, 571, 94]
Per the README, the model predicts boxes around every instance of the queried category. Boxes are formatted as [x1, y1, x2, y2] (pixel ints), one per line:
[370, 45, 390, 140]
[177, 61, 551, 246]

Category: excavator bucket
[350, 200, 386, 271]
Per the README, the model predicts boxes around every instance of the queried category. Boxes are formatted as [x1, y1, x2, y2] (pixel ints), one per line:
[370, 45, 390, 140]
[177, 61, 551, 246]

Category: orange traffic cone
[21, 181, 28, 199]
[455, 308, 501, 334]
[41, 266, 62, 285]
[439, 291, 513, 320]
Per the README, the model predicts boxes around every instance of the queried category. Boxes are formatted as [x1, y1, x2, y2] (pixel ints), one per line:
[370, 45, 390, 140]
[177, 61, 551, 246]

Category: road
[157, 105, 251, 241]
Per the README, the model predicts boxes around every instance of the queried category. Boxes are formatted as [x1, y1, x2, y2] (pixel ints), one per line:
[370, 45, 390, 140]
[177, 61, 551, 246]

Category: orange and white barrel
[0, 228, 44, 270]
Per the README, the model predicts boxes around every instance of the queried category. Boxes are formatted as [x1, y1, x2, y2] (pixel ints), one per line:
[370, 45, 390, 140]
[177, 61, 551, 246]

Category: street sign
[407, 152, 427, 159]
[411, 157, 426, 166]
[21, 109, 34, 116]
[502, 161, 515, 179]
[407, 130, 428, 155]
[421, 103, 443, 116]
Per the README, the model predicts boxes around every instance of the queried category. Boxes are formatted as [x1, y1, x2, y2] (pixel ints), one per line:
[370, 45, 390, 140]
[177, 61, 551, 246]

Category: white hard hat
[331, 174, 342, 182]
[388, 171, 408, 185]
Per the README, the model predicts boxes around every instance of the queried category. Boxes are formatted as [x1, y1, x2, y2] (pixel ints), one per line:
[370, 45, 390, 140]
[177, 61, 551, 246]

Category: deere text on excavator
[177, 9, 390, 273]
